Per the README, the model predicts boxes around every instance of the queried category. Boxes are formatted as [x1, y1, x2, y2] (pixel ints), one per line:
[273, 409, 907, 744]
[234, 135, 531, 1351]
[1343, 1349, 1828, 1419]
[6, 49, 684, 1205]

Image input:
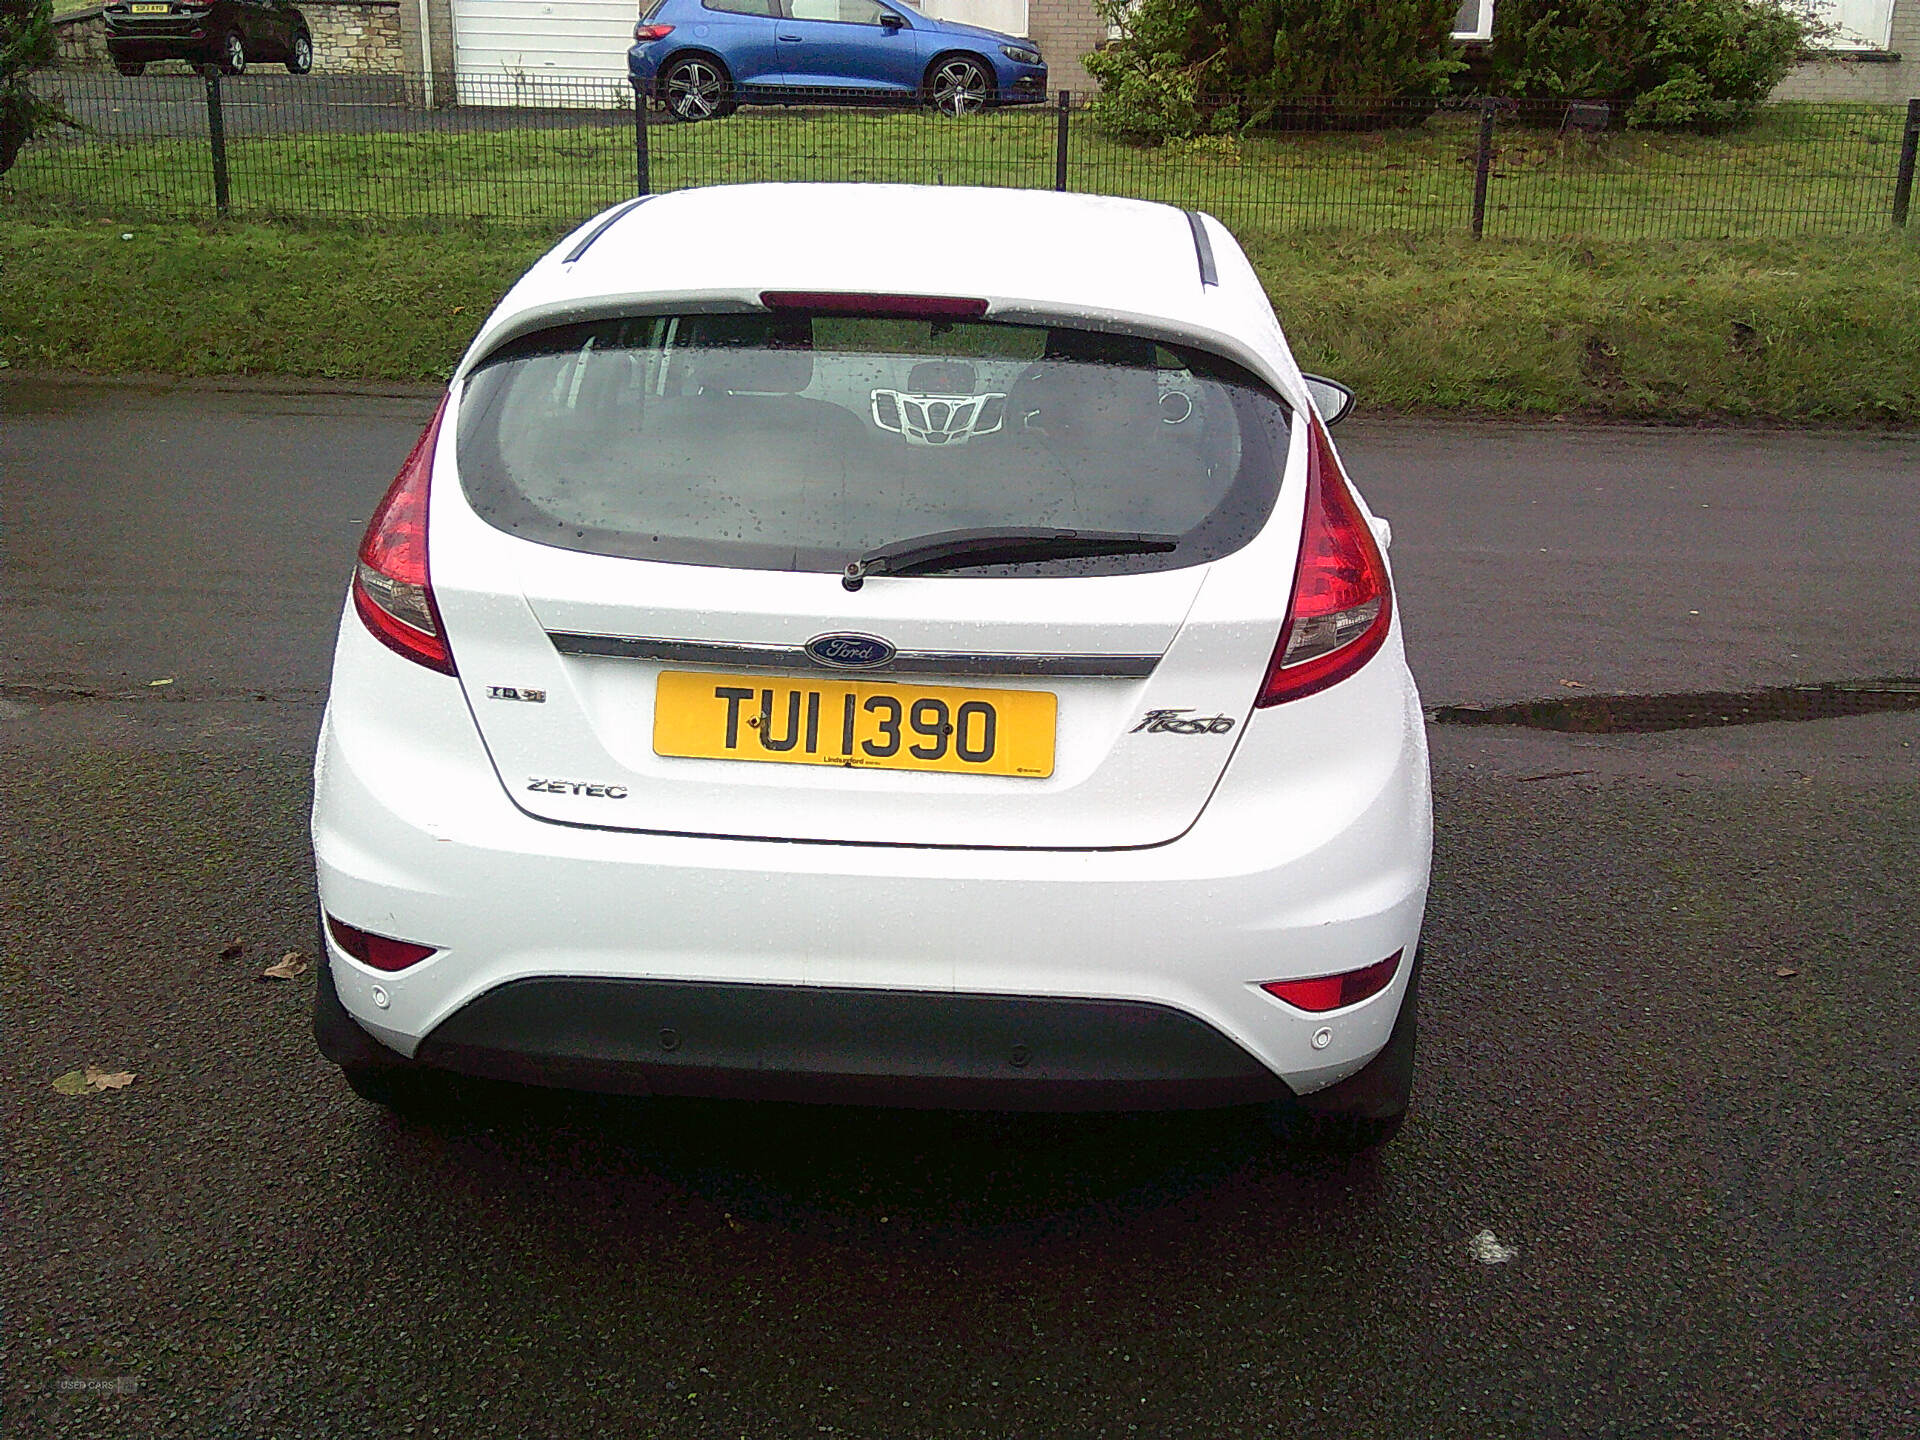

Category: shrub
[1086, 0, 1463, 143]
[1485, 0, 1809, 130]
[1, 0, 76, 176]
[1083, 0, 1216, 144]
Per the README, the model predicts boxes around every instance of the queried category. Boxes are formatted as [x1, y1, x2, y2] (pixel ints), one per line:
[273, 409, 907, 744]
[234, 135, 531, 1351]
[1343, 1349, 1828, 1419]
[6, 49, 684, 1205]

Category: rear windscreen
[456, 311, 1292, 577]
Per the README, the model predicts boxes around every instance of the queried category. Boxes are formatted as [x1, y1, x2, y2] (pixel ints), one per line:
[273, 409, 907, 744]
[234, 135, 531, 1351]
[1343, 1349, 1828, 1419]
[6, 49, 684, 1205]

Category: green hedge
[1086, 0, 1462, 143]
[1486, 0, 1808, 129]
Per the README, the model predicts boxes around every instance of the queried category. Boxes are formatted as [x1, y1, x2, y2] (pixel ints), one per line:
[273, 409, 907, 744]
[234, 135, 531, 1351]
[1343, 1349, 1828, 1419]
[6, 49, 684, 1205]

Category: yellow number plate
[129, 4, 170, 11]
[653, 671, 1056, 778]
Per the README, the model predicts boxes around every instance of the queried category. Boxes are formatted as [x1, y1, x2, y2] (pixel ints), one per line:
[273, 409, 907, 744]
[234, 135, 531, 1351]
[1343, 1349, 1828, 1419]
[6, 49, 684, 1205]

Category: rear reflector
[760, 291, 989, 320]
[1261, 951, 1403, 1013]
[326, 915, 438, 972]
[352, 397, 456, 676]
[1256, 415, 1392, 707]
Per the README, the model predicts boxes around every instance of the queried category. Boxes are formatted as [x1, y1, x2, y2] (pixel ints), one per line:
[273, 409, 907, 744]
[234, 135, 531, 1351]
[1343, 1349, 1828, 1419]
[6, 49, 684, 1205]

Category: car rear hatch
[426, 303, 1304, 849]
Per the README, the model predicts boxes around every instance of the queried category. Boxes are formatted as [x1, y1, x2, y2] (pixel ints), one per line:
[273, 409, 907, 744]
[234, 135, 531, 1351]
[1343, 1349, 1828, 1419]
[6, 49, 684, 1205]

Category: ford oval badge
[805, 632, 896, 669]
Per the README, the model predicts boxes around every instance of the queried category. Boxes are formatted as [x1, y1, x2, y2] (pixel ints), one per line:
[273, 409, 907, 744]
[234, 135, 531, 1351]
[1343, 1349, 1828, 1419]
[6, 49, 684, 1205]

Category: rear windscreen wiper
[843, 527, 1179, 591]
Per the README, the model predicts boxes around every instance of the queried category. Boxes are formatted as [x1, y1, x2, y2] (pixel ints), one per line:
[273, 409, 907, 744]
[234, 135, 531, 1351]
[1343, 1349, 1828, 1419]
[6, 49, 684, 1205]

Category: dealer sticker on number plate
[653, 671, 1056, 778]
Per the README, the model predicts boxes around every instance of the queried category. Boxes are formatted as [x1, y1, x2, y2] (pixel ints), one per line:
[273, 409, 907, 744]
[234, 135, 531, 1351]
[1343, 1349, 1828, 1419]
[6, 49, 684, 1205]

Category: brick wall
[53, 1, 402, 74]
[1774, 1, 1915, 104]
[1027, 0, 1106, 100]
[395, 0, 457, 102]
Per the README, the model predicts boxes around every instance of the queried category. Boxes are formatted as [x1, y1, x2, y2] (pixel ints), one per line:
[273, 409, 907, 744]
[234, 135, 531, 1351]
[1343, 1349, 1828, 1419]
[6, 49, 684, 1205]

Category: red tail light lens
[1257, 415, 1392, 706]
[1262, 951, 1403, 1013]
[352, 397, 455, 676]
[326, 915, 438, 972]
[633, 22, 674, 40]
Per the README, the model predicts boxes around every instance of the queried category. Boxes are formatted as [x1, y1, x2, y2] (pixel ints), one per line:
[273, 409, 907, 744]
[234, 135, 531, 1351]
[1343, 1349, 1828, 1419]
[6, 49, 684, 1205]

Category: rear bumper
[626, 44, 663, 87]
[313, 610, 1431, 1110]
[411, 976, 1290, 1110]
[107, 31, 213, 60]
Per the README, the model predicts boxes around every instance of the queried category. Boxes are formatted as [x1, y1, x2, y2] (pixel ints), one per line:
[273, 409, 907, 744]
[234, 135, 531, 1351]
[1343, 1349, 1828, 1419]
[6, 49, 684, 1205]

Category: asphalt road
[55, 73, 640, 139]
[4, 378, 1917, 1438]
[7, 378, 1918, 707]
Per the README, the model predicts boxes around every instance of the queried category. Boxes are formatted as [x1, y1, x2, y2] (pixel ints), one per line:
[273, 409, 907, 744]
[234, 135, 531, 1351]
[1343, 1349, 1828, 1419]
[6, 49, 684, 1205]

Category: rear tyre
[219, 30, 247, 75]
[926, 55, 993, 117]
[1264, 949, 1420, 1154]
[660, 55, 733, 122]
[286, 30, 313, 75]
[115, 60, 147, 77]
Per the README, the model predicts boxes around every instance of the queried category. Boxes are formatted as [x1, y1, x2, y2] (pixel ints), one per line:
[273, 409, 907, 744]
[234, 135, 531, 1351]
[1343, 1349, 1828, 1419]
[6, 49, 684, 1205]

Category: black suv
[104, 0, 313, 76]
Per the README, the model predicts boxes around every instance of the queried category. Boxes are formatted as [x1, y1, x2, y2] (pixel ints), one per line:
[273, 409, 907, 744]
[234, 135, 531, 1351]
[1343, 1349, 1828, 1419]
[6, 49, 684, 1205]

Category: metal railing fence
[7, 71, 1919, 243]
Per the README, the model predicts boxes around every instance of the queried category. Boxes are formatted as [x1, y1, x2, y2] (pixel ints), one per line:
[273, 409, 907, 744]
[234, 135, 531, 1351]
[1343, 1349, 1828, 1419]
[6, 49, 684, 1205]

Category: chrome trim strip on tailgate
[547, 632, 1161, 679]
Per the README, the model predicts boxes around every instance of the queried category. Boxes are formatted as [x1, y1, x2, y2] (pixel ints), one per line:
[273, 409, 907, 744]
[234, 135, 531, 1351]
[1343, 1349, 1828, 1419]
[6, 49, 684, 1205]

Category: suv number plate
[653, 671, 1055, 778]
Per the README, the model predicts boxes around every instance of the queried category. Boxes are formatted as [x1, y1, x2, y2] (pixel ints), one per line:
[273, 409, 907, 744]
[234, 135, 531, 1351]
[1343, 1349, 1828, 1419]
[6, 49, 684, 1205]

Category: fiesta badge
[805, 632, 897, 669]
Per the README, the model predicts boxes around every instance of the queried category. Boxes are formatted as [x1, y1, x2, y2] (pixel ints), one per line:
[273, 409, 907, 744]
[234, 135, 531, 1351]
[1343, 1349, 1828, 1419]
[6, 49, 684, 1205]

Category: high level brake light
[760, 291, 989, 320]
[352, 397, 456, 676]
[1256, 415, 1392, 707]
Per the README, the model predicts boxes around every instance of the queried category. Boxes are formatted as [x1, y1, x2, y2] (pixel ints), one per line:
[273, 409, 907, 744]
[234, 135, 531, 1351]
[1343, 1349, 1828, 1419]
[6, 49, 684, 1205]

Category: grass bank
[5, 97, 1910, 242]
[3, 217, 1917, 422]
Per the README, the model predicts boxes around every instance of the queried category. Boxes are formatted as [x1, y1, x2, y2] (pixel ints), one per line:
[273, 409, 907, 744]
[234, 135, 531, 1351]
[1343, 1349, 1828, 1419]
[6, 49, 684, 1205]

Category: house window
[1452, 0, 1494, 42]
[1797, 0, 1896, 51]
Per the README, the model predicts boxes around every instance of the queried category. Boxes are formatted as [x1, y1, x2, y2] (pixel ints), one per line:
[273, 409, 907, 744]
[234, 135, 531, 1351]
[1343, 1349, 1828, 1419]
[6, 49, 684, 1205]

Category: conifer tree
[2, 0, 76, 175]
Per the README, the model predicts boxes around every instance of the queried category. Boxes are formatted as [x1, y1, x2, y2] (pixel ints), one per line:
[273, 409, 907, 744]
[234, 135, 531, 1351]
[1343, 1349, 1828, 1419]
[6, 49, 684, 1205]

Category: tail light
[633, 22, 674, 40]
[1257, 415, 1392, 706]
[326, 915, 438, 972]
[1262, 951, 1402, 1013]
[352, 397, 456, 676]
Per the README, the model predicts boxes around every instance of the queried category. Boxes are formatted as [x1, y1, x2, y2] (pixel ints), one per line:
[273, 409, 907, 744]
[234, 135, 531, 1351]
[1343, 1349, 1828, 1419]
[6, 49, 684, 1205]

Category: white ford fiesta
[311, 183, 1432, 1148]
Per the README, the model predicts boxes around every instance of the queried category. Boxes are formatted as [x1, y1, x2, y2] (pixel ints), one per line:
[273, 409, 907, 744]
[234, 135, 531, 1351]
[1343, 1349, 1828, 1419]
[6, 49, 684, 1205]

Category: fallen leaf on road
[1558, 679, 1586, 688]
[53, 1067, 135, 1095]
[148, 678, 174, 687]
[1774, 966, 1799, 978]
[1470, 1229, 1518, 1264]
[261, 952, 309, 981]
[219, 939, 244, 960]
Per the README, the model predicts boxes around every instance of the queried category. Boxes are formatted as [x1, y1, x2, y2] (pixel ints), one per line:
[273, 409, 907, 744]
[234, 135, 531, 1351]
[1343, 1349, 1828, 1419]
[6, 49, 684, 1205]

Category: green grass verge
[4, 100, 1912, 242]
[4, 217, 1917, 422]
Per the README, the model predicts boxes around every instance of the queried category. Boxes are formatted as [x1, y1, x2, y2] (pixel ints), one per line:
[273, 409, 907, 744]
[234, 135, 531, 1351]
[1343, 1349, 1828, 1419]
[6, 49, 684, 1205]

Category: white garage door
[451, 0, 638, 106]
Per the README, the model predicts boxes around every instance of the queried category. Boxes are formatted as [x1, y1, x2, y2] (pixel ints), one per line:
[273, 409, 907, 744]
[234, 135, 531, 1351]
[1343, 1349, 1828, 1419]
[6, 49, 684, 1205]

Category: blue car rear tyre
[661, 54, 735, 122]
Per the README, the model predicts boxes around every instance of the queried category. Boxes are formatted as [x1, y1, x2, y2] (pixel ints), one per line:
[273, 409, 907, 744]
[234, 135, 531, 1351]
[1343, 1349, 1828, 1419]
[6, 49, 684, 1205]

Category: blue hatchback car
[630, 0, 1048, 120]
